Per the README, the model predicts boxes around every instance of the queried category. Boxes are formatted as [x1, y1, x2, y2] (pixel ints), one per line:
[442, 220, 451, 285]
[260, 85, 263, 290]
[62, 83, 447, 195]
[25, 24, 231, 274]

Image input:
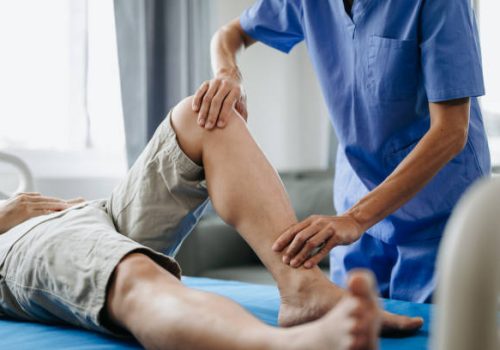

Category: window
[0, 0, 126, 177]
[478, 0, 500, 169]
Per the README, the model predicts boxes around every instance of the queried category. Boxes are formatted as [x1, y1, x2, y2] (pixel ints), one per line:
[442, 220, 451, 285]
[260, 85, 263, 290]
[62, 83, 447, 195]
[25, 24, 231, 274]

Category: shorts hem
[91, 245, 181, 336]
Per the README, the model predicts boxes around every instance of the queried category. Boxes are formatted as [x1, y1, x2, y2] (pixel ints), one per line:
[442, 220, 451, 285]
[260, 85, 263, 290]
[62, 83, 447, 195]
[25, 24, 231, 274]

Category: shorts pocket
[367, 36, 419, 101]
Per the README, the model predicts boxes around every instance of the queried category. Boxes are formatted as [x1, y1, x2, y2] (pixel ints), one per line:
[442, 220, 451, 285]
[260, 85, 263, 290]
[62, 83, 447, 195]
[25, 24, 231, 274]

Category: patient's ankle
[276, 265, 331, 297]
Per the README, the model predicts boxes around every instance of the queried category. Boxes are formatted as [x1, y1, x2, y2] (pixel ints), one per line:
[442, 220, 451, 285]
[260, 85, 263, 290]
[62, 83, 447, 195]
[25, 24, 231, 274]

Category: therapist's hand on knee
[272, 214, 363, 269]
[192, 72, 247, 130]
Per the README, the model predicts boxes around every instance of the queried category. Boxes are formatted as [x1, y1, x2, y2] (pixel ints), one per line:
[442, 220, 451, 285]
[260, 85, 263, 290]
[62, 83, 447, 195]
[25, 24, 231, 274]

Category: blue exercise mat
[0, 277, 430, 349]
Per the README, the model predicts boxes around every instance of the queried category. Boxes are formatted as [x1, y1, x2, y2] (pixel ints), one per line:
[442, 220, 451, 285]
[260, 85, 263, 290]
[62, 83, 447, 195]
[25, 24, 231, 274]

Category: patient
[0, 97, 422, 349]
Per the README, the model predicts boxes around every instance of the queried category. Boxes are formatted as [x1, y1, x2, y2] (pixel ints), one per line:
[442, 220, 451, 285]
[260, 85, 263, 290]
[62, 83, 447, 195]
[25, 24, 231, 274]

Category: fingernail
[198, 118, 204, 126]
[283, 256, 290, 264]
[205, 121, 213, 129]
[217, 121, 224, 127]
[304, 262, 312, 268]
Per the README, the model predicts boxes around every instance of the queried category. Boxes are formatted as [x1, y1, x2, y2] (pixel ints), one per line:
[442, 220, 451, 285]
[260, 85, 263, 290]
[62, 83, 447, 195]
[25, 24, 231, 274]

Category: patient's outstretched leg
[171, 96, 423, 333]
[107, 253, 381, 350]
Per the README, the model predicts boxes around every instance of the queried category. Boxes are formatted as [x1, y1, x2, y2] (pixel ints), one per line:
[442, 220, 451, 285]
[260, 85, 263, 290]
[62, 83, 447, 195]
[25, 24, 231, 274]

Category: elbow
[212, 19, 252, 49]
[449, 127, 469, 156]
[210, 27, 223, 48]
[212, 21, 237, 43]
[429, 98, 471, 157]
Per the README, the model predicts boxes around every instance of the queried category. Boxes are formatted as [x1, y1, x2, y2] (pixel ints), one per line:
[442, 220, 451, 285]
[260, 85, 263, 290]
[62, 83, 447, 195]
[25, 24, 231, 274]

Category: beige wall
[208, 0, 332, 171]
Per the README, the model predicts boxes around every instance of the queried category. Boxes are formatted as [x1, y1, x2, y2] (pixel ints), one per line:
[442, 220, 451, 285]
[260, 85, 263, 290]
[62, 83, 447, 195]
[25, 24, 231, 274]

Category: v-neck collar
[337, 0, 373, 26]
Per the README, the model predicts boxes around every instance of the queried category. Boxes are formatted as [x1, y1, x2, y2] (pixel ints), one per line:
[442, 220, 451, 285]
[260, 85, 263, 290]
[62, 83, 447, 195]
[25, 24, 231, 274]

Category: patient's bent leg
[172, 97, 333, 323]
[106, 253, 381, 350]
[171, 97, 423, 332]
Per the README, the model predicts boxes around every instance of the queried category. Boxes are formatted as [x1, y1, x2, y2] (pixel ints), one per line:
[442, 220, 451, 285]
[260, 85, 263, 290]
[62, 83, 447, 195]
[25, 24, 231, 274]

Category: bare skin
[172, 97, 423, 332]
[107, 253, 381, 350]
[0, 195, 380, 349]
[192, 20, 253, 129]
[0, 193, 84, 234]
[0, 96, 418, 349]
[274, 98, 471, 268]
[195, 17, 471, 270]
[0, 113, 381, 350]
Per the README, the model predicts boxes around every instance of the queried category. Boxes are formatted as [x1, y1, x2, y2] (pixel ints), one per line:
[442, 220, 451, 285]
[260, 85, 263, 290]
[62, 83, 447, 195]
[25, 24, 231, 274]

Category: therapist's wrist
[216, 66, 242, 82]
[343, 207, 370, 236]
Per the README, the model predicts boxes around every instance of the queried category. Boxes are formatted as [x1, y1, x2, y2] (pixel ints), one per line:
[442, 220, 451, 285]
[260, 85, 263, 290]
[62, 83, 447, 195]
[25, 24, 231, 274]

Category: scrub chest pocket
[368, 36, 419, 101]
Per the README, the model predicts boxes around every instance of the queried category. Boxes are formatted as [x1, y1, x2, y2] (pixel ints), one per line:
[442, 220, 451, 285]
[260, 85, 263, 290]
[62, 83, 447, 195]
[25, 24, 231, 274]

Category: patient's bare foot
[278, 273, 343, 327]
[278, 271, 423, 335]
[287, 270, 380, 350]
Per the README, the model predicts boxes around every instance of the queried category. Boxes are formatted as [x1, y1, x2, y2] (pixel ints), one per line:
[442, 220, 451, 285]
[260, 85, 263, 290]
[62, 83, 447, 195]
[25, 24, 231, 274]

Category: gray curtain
[114, 0, 211, 167]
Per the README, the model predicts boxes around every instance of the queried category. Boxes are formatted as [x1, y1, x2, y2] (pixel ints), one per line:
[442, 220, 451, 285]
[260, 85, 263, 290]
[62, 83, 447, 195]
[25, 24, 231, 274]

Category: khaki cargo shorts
[0, 112, 209, 335]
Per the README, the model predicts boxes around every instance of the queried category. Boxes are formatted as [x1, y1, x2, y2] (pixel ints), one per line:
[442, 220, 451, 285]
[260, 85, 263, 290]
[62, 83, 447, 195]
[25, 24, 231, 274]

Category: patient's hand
[192, 69, 247, 130]
[272, 214, 364, 269]
[0, 193, 85, 234]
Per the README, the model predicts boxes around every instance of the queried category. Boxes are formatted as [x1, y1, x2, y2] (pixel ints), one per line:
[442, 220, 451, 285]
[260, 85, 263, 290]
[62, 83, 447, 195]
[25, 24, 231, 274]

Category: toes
[381, 311, 424, 336]
[349, 308, 380, 350]
[347, 333, 368, 350]
[347, 269, 378, 300]
[346, 271, 423, 338]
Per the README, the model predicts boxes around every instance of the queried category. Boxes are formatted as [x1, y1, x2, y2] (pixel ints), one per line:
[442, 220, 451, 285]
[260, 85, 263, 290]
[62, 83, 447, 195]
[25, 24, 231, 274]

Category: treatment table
[3, 152, 497, 350]
[0, 276, 430, 350]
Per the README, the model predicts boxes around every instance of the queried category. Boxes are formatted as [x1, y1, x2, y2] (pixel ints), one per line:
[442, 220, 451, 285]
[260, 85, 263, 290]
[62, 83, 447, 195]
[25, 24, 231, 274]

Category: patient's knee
[109, 253, 160, 303]
[171, 95, 246, 164]
[171, 96, 200, 138]
[106, 253, 179, 327]
[170, 96, 205, 164]
[106, 253, 156, 325]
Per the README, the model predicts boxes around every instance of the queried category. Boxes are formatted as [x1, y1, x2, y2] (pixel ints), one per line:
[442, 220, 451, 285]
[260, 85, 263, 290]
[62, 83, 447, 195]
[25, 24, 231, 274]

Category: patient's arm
[172, 96, 423, 333]
[0, 193, 84, 234]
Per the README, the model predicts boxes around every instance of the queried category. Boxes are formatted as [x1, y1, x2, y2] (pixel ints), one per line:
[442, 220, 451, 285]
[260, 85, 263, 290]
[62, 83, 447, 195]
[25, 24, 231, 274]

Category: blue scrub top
[241, 0, 491, 243]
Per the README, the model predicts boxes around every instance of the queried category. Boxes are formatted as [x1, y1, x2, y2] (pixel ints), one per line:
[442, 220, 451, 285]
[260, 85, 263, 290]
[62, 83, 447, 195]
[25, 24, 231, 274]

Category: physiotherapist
[192, 0, 491, 303]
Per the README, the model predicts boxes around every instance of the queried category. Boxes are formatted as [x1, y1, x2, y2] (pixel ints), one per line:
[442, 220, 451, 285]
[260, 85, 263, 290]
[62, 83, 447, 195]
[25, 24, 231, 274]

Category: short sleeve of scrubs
[420, 0, 485, 102]
[239, 0, 304, 54]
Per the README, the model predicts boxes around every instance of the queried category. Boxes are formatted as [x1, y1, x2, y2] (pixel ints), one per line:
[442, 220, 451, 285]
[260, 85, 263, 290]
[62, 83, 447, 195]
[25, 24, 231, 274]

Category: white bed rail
[433, 177, 500, 350]
[0, 151, 35, 198]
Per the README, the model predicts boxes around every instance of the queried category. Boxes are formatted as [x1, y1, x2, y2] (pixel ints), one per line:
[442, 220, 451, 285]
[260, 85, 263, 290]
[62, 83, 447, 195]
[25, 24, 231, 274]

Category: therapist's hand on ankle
[272, 214, 363, 269]
[192, 68, 247, 129]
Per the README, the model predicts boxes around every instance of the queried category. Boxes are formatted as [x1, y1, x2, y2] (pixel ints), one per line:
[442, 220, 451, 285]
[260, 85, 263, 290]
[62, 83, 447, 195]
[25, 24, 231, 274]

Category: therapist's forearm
[345, 99, 470, 233]
[210, 19, 255, 79]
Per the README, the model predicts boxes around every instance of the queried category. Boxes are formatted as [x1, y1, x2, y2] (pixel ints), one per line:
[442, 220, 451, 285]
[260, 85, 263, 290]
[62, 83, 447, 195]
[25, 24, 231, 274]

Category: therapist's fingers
[218, 89, 240, 127]
[289, 226, 335, 267]
[197, 80, 221, 127]
[283, 225, 320, 264]
[192, 81, 209, 113]
[304, 237, 338, 269]
[206, 82, 231, 129]
[272, 220, 310, 252]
